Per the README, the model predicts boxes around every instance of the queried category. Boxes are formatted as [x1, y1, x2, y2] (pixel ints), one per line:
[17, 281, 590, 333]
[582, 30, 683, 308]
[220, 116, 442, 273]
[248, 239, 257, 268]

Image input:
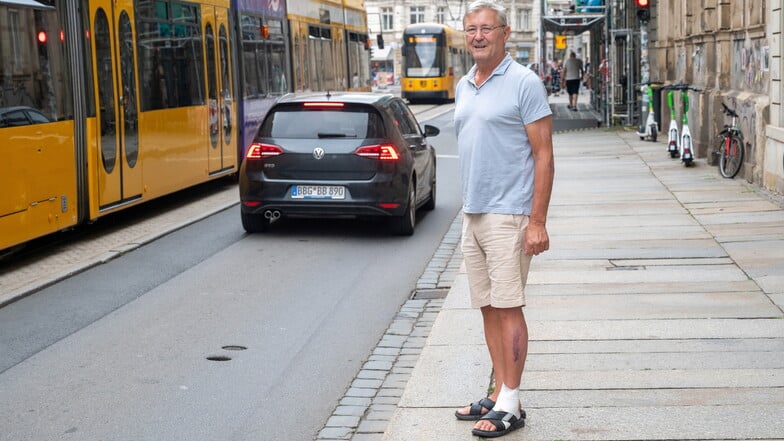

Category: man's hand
[524, 221, 549, 256]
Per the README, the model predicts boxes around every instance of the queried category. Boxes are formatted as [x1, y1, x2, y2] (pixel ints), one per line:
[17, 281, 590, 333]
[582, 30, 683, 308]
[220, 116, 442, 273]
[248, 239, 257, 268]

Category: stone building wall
[764, 1, 784, 194]
[648, 0, 773, 188]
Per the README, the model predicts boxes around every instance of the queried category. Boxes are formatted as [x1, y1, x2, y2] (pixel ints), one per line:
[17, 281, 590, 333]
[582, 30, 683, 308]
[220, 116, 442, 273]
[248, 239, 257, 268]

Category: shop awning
[542, 11, 605, 35]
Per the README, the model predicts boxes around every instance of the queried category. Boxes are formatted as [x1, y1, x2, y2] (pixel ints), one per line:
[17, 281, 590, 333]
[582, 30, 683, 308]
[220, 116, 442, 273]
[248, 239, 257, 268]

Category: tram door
[204, 7, 236, 173]
[89, 0, 143, 208]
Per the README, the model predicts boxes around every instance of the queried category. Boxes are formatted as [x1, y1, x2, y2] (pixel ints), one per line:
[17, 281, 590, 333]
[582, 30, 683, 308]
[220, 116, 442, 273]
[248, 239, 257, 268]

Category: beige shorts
[461, 213, 532, 309]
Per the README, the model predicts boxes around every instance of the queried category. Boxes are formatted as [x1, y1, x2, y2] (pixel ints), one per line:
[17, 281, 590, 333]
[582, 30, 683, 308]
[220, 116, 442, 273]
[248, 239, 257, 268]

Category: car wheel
[422, 166, 436, 211]
[241, 211, 269, 233]
[389, 181, 415, 236]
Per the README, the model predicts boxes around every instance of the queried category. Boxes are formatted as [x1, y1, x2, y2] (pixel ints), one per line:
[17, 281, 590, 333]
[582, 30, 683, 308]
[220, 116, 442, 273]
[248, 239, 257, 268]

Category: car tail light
[378, 203, 400, 209]
[303, 102, 345, 108]
[246, 143, 283, 159]
[355, 144, 400, 161]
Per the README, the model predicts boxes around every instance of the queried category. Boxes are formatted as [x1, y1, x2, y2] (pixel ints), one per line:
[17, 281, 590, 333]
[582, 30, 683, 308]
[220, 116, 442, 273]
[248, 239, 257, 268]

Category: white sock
[493, 383, 520, 418]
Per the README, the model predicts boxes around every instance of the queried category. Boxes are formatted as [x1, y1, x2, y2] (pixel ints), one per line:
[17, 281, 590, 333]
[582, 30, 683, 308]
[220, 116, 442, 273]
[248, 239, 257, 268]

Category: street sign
[555, 34, 567, 49]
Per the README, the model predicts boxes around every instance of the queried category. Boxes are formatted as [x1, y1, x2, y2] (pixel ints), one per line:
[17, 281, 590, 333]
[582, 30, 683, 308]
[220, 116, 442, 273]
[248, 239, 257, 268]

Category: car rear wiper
[317, 132, 357, 138]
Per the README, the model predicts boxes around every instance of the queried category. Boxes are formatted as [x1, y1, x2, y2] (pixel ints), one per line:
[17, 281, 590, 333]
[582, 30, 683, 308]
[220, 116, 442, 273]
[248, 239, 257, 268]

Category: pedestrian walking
[452, 0, 555, 437]
[550, 59, 561, 96]
[562, 50, 584, 110]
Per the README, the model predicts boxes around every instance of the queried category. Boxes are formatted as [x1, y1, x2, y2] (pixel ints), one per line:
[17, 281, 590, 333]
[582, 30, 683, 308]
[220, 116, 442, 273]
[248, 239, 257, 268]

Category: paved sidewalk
[382, 128, 784, 440]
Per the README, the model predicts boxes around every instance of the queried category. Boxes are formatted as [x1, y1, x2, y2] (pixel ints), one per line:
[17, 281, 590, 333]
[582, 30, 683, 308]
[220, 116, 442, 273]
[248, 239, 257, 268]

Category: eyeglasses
[465, 25, 504, 37]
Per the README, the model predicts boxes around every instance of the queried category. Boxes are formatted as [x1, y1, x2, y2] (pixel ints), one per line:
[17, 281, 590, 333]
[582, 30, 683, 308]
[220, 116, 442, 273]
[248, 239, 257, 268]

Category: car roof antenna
[326, 90, 331, 99]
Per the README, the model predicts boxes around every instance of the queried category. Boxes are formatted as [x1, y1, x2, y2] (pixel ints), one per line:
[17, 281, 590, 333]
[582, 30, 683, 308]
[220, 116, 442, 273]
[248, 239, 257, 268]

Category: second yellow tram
[401, 23, 471, 103]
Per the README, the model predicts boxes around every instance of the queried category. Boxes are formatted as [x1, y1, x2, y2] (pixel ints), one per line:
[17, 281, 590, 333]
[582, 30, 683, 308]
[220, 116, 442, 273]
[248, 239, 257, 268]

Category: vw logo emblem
[313, 147, 325, 160]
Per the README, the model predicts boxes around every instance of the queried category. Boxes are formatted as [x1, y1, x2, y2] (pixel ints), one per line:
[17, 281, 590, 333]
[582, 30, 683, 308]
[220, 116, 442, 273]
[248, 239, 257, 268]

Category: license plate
[291, 185, 345, 200]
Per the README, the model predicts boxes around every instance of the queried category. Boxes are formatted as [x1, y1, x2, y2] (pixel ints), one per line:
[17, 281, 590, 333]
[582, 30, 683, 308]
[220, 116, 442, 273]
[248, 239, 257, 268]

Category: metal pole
[638, 20, 649, 131]
[540, 0, 546, 82]
[604, 0, 610, 126]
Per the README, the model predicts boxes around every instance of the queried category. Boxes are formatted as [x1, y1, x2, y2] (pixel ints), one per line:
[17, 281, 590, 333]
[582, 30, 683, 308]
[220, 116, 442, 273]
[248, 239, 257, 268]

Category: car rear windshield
[259, 104, 385, 139]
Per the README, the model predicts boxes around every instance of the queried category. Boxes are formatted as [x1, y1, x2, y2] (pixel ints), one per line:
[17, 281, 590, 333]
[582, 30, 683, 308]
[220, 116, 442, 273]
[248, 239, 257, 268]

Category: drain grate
[411, 288, 449, 299]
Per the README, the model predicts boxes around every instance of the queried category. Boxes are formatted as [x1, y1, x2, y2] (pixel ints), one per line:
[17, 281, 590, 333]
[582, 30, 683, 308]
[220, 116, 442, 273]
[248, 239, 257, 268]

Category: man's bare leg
[473, 306, 529, 432]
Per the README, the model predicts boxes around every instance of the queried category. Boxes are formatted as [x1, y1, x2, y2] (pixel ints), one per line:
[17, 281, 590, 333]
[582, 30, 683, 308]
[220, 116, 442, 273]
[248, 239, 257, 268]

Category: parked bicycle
[664, 83, 701, 166]
[717, 102, 744, 178]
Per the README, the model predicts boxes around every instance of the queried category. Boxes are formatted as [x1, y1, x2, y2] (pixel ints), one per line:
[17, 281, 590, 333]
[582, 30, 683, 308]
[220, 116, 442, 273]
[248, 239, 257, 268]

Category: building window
[516, 9, 532, 31]
[410, 6, 424, 24]
[9, 9, 21, 70]
[381, 7, 394, 31]
[436, 6, 446, 24]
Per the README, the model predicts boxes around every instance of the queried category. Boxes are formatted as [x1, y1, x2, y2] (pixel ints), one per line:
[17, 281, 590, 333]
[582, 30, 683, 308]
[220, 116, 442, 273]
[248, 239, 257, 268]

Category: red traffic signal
[635, 0, 650, 21]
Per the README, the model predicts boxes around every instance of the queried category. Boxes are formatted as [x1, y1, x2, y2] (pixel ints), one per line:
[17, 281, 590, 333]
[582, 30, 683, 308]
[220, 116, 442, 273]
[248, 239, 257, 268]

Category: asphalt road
[0, 108, 461, 441]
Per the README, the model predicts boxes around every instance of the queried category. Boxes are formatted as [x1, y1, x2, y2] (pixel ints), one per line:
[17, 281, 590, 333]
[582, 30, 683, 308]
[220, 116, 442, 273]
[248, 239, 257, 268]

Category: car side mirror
[423, 124, 440, 137]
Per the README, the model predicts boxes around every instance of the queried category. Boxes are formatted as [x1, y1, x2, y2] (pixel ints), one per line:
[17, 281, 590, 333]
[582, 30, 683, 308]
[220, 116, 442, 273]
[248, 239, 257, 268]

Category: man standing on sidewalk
[562, 50, 584, 110]
[452, 0, 554, 437]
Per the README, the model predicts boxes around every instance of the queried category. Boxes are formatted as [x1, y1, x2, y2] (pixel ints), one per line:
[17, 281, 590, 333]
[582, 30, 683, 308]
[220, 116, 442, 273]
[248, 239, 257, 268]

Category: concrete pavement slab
[524, 350, 784, 371]
[382, 128, 784, 441]
[529, 338, 784, 354]
[521, 369, 784, 390]
[525, 280, 761, 295]
[382, 405, 784, 441]
[695, 210, 784, 225]
[396, 344, 490, 409]
[704, 221, 784, 242]
[757, 275, 784, 294]
[520, 387, 784, 407]
[687, 199, 783, 215]
[524, 292, 780, 320]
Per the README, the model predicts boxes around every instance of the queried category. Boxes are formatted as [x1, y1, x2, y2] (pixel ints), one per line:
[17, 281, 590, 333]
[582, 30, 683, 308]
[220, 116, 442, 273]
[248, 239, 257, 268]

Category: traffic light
[635, 0, 650, 22]
[36, 30, 47, 57]
[377, 34, 384, 50]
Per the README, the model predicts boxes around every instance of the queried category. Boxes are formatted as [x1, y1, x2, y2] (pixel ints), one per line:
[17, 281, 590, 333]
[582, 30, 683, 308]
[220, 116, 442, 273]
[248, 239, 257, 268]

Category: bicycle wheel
[718, 134, 744, 178]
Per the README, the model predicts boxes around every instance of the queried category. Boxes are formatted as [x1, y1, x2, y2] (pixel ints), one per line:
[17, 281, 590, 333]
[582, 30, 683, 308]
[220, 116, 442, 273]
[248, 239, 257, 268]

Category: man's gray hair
[464, 0, 508, 27]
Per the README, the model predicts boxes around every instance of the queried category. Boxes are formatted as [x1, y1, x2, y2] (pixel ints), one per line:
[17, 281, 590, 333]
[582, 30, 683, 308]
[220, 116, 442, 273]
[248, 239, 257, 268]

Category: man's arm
[523, 115, 555, 256]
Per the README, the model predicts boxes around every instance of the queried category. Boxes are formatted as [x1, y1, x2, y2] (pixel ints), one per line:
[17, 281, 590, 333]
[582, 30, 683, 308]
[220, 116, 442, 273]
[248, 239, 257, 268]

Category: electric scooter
[636, 82, 660, 142]
[667, 83, 702, 166]
[664, 86, 680, 158]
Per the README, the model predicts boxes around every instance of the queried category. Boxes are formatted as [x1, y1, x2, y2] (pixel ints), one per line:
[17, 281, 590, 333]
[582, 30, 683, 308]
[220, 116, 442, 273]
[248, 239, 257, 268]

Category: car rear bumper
[240, 178, 409, 218]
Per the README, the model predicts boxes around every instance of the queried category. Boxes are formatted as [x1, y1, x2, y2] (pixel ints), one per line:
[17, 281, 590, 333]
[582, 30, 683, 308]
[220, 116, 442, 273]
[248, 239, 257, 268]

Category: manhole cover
[206, 355, 232, 362]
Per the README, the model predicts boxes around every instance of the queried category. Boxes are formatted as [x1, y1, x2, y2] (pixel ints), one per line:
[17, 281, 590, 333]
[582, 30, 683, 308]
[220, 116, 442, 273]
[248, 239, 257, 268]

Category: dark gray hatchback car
[239, 92, 439, 235]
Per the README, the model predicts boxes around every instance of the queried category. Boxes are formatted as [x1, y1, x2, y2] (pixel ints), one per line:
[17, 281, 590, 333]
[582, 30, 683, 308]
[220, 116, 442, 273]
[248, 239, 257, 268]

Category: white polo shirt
[454, 54, 552, 215]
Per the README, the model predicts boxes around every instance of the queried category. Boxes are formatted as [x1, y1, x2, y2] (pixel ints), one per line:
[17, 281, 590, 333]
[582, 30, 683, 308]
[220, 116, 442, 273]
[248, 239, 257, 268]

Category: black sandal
[454, 397, 495, 421]
[471, 409, 526, 438]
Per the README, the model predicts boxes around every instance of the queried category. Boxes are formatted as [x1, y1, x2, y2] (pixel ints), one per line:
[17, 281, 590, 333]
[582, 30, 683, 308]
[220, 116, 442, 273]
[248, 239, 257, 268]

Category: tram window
[0, 2, 72, 124]
[241, 15, 287, 98]
[137, 1, 205, 110]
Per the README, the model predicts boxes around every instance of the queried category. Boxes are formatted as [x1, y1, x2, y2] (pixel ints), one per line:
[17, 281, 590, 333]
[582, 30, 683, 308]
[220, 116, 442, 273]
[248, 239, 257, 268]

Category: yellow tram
[401, 23, 471, 103]
[1, 0, 237, 252]
[287, 0, 371, 93]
